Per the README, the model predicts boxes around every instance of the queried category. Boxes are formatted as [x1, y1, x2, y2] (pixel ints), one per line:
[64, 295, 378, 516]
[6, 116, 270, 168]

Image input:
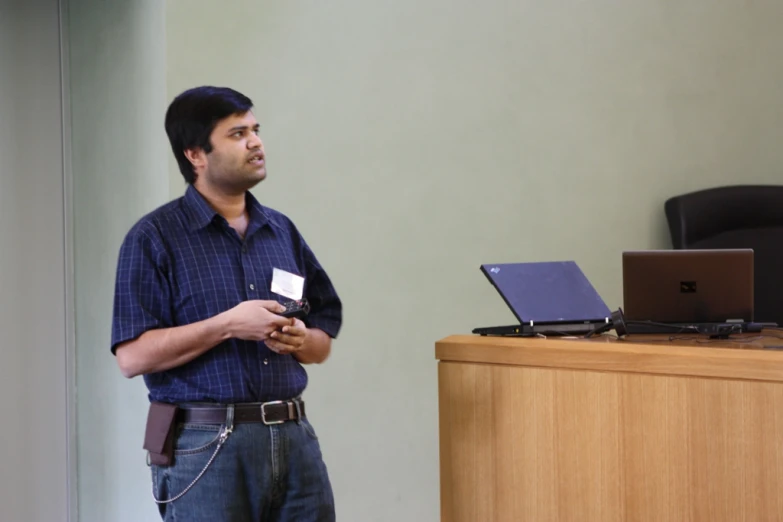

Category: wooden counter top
[436, 331, 783, 383]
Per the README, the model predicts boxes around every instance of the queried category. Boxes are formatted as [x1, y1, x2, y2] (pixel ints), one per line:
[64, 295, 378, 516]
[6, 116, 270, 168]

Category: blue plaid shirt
[111, 185, 342, 404]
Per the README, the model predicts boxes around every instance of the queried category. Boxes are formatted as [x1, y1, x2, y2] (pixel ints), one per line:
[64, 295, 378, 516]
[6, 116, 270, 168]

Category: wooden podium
[436, 333, 783, 522]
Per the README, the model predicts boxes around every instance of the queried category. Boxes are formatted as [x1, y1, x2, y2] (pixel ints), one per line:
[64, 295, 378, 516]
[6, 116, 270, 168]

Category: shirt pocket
[170, 249, 244, 325]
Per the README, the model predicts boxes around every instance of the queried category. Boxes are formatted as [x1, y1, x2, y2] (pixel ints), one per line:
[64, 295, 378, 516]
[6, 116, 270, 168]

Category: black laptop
[472, 261, 611, 336]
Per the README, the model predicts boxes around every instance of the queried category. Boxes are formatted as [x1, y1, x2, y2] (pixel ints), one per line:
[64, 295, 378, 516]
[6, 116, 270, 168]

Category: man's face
[197, 111, 266, 193]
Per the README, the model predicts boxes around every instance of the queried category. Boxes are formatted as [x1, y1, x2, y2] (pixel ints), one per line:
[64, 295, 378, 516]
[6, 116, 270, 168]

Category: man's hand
[114, 300, 301, 379]
[265, 318, 308, 355]
[223, 300, 292, 341]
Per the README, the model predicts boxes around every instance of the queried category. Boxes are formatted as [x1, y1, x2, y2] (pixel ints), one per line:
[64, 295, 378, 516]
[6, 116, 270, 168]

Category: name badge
[271, 268, 305, 301]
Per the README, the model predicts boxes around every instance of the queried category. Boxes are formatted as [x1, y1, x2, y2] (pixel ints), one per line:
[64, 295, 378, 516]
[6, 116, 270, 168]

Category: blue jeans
[151, 417, 335, 521]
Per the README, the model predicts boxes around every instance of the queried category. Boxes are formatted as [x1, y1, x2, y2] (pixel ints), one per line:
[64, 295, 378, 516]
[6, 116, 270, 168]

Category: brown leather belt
[176, 399, 305, 426]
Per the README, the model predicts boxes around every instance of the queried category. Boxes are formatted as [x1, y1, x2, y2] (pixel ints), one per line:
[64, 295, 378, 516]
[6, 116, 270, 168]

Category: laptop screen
[622, 249, 754, 323]
[480, 261, 611, 324]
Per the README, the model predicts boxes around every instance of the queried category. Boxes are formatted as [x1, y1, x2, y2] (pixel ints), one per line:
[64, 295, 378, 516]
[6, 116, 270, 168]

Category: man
[111, 86, 342, 522]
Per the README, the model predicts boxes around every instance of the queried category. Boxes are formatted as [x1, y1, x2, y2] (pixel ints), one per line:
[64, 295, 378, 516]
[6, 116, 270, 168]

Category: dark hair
[164, 86, 254, 184]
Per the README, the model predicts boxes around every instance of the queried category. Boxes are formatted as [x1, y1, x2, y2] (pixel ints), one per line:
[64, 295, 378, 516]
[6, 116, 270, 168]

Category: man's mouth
[247, 153, 265, 166]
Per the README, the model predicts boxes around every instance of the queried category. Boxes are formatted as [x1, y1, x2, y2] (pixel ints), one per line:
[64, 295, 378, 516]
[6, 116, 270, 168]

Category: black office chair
[664, 185, 783, 325]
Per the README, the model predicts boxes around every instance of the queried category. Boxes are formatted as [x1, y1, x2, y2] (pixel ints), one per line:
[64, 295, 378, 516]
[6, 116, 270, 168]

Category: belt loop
[218, 404, 235, 445]
[225, 404, 235, 433]
[294, 399, 302, 424]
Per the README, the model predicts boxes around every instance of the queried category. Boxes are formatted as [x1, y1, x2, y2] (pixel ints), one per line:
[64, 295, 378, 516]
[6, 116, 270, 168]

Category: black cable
[579, 319, 778, 341]
[666, 335, 764, 344]
[625, 320, 700, 334]
[583, 321, 617, 338]
[626, 320, 693, 328]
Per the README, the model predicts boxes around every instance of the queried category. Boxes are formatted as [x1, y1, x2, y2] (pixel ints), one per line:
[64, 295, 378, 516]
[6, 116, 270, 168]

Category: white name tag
[270, 268, 305, 301]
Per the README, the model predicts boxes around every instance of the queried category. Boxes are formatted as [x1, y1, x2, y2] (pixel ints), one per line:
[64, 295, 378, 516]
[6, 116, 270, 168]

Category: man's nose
[248, 133, 264, 150]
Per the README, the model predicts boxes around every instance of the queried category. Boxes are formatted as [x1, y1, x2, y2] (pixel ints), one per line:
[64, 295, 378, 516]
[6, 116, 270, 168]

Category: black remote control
[280, 299, 310, 319]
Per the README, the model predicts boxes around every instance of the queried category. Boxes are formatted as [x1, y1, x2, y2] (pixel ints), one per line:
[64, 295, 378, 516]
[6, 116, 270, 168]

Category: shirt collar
[183, 184, 270, 232]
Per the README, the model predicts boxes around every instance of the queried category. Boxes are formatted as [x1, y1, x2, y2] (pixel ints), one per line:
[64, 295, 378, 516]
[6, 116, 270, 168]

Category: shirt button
[249, 284, 255, 290]
[263, 359, 269, 365]
[242, 246, 247, 253]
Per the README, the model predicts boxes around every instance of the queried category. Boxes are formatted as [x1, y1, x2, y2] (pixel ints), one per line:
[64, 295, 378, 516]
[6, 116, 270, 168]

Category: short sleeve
[110, 225, 173, 354]
[301, 240, 343, 339]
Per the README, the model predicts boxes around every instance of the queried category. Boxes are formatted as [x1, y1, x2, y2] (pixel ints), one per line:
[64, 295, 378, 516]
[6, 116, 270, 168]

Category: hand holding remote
[279, 299, 310, 319]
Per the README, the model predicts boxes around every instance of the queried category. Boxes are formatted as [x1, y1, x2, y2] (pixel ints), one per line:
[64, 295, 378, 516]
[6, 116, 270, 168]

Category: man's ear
[184, 148, 206, 171]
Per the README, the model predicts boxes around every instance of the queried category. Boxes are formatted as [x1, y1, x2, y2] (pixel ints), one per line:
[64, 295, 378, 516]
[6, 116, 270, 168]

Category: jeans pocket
[173, 423, 223, 456]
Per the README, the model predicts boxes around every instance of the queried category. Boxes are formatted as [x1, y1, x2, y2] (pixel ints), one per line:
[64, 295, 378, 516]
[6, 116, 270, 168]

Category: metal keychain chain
[151, 405, 235, 505]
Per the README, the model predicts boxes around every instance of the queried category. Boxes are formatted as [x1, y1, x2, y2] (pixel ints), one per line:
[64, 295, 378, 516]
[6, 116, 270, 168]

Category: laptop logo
[680, 281, 697, 293]
[490, 267, 500, 274]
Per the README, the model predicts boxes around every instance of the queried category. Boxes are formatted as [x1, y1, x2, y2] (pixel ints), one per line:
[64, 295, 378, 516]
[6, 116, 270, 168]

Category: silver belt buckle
[261, 400, 285, 425]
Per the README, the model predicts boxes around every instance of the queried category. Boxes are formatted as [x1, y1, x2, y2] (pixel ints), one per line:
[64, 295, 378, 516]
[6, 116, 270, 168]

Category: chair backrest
[664, 185, 783, 325]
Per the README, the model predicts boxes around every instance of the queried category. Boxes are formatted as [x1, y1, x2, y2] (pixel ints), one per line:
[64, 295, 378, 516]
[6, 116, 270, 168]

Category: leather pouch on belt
[143, 402, 179, 466]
